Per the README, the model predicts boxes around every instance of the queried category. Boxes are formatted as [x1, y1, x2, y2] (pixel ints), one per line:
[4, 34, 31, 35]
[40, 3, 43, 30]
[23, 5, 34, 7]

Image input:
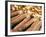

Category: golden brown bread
[10, 5, 42, 32]
[26, 21, 41, 31]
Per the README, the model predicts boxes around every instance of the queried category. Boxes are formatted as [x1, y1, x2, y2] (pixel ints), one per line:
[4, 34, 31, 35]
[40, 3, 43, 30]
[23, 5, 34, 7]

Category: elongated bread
[11, 11, 18, 17]
[26, 20, 41, 31]
[12, 17, 31, 32]
[11, 14, 26, 25]
[12, 18, 38, 32]
[11, 15, 21, 21]
[32, 21, 42, 31]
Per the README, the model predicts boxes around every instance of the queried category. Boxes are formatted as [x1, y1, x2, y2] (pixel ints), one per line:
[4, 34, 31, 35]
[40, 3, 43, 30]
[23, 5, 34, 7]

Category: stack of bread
[10, 5, 42, 32]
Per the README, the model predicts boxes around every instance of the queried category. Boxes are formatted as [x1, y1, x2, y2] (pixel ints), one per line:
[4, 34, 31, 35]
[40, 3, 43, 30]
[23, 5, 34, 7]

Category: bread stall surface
[10, 5, 42, 32]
